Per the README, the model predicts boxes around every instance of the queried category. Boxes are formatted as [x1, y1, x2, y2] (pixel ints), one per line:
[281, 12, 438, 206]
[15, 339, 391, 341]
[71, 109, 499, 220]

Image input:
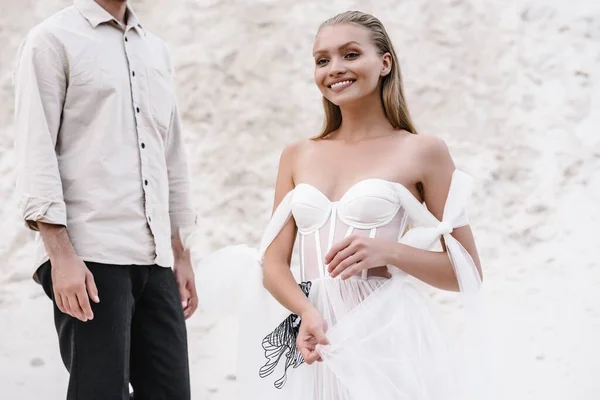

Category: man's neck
[94, 0, 128, 25]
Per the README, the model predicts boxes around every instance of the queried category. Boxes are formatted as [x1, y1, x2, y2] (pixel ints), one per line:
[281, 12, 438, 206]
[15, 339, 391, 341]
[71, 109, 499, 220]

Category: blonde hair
[314, 11, 418, 139]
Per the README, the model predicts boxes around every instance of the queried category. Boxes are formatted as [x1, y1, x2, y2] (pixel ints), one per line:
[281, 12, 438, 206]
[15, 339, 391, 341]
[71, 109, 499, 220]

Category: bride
[197, 10, 485, 400]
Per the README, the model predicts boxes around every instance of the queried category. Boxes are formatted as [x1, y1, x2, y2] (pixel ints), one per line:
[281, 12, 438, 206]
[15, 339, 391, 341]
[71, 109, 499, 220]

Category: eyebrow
[313, 41, 361, 56]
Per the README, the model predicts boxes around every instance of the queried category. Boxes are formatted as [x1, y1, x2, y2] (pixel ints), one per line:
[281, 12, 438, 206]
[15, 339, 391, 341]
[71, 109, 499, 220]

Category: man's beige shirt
[13, 0, 197, 275]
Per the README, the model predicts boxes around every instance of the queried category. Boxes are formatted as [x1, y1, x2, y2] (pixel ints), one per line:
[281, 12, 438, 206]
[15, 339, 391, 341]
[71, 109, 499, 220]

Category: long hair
[314, 11, 418, 139]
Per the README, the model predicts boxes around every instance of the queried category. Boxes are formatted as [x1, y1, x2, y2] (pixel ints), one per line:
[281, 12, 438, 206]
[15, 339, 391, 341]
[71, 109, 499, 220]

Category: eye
[316, 58, 329, 66]
[345, 51, 359, 59]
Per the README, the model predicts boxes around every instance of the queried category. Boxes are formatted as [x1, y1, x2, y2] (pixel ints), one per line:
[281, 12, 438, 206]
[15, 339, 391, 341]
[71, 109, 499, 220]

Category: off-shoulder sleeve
[396, 169, 481, 293]
[257, 189, 295, 264]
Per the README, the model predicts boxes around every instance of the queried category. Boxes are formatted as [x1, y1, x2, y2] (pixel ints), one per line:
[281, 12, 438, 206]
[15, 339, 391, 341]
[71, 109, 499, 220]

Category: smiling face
[313, 23, 392, 107]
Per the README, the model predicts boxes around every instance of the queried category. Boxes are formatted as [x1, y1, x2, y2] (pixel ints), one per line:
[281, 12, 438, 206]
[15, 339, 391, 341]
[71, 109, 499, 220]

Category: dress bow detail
[395, 169, 481, 293]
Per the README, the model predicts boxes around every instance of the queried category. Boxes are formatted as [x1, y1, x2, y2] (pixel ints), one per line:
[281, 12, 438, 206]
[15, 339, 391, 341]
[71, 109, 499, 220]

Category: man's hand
[38, 223, 99, 322]
[51, 253, 99, 322]
[173, 251, 198, 319]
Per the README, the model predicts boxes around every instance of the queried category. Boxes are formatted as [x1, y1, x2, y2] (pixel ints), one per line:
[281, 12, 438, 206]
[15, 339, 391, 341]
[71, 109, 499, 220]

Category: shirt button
[141, 143, 145, 149]
[132, 71, 135, 77]
[144, 179, 148, 186]
[148, 216, 152, 223]
[125, 36, 128, 42]
[136, 107, 140, 113]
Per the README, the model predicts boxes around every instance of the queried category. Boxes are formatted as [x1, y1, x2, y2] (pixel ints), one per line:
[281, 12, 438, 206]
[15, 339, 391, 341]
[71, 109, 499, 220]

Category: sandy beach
[1, 0, 599, 398]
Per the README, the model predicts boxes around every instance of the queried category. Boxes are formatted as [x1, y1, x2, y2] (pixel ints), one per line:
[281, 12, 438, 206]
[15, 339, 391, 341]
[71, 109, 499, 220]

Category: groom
[13, 0, 197, 399]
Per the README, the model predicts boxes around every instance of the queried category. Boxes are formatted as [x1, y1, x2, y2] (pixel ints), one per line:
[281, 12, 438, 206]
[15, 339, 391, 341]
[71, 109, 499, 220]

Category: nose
[328, 56, 346, 76]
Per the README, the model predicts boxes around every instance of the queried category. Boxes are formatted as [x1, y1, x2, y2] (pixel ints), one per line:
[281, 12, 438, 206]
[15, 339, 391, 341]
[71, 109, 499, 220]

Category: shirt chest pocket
[146, 66, 174, 134]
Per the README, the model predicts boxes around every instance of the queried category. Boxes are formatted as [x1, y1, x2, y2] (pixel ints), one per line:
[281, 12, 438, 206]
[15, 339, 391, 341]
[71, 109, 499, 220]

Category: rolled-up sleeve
[165, 97, 197, 247]
[13, 29, 67, 231]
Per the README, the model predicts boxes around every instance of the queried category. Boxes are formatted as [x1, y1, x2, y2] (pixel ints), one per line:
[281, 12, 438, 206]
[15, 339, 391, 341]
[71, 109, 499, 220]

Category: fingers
[67, 293, 86, 322]
[305, 336, 324, 364]
[85, 270, 100, 304]
[326, 235, 367, 273]
[298, 343, 312, 364]
[313, 325, 329, 346]
[54, 276, 98, 322]
[61, 293, 73, 316]
[298, 340, 321, 365]
[183, 280, 198, 319]
[178, 281, 190, 310]
[297, 328, 320, 365]
[327, 245, 357, 274]
[76, 290, 94, 321]
[329, 252, 363, 278]
[304, 348, 321, 364]
[297, 316, 329, 365]
[324, 235, 354, 264]
[340, 261, 365, 280]
[60, 290, 94, 322]
[174, 266, 197, 318]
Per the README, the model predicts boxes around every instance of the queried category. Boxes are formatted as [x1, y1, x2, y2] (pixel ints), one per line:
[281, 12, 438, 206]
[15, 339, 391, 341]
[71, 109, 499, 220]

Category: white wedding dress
[196, 169, 486, 399]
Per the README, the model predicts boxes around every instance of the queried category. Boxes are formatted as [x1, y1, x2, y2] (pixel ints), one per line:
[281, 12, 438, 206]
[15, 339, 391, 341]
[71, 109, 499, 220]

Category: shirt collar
[74, 0, 145, 35]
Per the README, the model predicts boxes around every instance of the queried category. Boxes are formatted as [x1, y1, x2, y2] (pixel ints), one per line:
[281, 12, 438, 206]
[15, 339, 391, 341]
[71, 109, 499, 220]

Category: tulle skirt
[196, 245, 476, 400]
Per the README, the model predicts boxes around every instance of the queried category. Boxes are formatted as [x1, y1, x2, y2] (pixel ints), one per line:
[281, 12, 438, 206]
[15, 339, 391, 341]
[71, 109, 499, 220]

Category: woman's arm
[327, 234, 464, 291]
[262, 142, 315, 316]
[263, 142, 328, 363]
[407, 136, 483, 288]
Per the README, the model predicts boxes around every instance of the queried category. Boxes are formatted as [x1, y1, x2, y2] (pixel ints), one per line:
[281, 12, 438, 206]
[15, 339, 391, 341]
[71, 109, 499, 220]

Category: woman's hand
[297, 307, 329, 364]
[325, 235, 394, 279]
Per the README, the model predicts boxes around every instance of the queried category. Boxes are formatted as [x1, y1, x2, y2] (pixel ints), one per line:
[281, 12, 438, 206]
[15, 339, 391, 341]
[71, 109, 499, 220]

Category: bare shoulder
[277, 139, 305, 170]
[279, 139, 302, 161]
[409, 133, 454, 166]
[279, 138, 316, 163]
[278, 139, 317, 183]
[400, 134, 456, 187]
[407, 134, 450, 158]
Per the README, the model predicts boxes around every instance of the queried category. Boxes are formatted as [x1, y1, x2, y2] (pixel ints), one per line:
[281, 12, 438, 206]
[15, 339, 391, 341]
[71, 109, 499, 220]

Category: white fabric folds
[194, 169, 490, 399]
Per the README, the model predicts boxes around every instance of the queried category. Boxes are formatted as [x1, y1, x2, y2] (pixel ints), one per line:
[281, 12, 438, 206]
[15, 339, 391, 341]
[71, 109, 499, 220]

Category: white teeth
[330, 80, 354, 89]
